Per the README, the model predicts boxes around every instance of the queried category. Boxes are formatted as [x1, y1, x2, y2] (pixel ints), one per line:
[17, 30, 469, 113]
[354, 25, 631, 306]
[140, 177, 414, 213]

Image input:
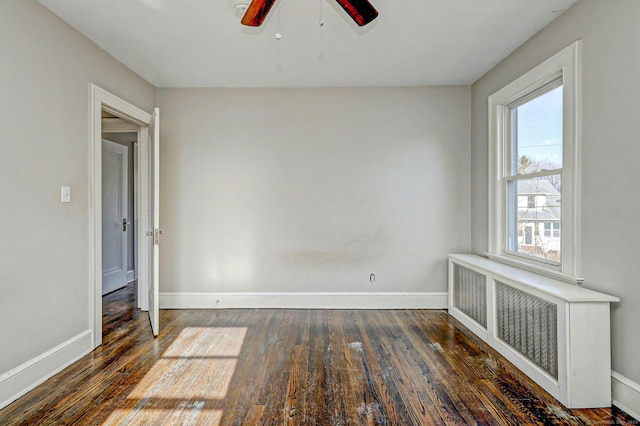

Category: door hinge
[154, 228, 163, 245]
[146, 228, 163, 244]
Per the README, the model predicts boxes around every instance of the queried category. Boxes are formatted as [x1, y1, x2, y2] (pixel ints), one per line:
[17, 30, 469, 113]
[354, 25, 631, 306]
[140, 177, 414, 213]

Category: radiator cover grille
[495, 281, 558, 379]
[453, 265, 487, 328]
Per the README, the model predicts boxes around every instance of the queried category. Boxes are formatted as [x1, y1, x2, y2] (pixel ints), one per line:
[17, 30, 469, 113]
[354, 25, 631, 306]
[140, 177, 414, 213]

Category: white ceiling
[37, 0, 577, 88]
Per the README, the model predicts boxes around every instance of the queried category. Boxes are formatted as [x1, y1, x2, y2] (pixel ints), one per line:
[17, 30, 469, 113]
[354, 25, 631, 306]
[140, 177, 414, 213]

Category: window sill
[484, 252, 583, 286]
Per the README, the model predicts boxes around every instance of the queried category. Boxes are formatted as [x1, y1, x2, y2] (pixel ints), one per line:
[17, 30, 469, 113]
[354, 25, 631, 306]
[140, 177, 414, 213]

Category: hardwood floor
[0, 284, 637, 425]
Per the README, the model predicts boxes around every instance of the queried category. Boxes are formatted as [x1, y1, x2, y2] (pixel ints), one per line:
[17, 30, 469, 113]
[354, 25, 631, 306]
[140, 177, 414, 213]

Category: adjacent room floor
[0, 285, 636, 425]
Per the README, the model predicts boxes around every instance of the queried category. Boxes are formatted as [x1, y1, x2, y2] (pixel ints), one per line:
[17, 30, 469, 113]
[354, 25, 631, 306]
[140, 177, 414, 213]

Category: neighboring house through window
[488, 41, 582, 283]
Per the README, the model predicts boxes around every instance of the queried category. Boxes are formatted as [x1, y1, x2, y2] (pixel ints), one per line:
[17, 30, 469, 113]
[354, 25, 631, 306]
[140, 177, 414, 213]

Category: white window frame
[487, 41, 582, 284]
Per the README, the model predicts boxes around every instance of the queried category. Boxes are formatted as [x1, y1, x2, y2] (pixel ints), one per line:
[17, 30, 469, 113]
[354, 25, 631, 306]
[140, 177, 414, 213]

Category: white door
[102, 140, 128, 295]
[147, 108, 160, 336]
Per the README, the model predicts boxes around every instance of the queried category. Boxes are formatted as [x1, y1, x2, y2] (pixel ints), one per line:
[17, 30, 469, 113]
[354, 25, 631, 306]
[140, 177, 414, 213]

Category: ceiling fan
[240, 0, 378, 27]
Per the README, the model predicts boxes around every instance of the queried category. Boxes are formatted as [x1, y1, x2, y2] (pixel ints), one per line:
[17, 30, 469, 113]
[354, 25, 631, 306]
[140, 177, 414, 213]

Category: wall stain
[282, 250, 355, 267]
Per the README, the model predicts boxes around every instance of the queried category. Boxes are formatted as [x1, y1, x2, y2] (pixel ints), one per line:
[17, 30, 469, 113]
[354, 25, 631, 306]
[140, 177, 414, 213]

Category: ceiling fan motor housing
[237, 0, 378, 27]
[234, 0, 251, 18]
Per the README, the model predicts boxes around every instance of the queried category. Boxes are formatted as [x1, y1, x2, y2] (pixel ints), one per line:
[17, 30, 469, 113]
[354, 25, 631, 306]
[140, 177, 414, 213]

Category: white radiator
[448, 254, 619, 409]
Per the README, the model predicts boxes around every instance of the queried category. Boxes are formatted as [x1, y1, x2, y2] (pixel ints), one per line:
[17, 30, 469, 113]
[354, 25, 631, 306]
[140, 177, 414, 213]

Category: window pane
[514, 86, 563, 174]
[507, 175, 561, 262]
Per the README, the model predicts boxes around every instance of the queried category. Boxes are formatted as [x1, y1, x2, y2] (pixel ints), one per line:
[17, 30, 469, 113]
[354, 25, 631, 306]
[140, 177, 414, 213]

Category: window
[543, 222, 560, 237]
[508, 85, 562, 262]
[524, 226, 533, 245]
[488, 41, 582, 282]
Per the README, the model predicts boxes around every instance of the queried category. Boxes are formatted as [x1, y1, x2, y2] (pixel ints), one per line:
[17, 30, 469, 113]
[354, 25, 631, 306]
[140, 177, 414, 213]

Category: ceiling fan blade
[334, 0, 378, 26]
[241, 0, 278, 27]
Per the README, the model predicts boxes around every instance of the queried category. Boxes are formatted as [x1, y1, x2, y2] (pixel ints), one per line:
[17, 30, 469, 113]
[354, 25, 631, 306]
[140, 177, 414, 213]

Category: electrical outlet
[370, 273, 375, 283]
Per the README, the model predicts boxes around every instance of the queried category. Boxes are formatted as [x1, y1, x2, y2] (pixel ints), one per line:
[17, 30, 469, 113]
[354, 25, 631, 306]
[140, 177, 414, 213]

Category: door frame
[89, 84, 152, 349]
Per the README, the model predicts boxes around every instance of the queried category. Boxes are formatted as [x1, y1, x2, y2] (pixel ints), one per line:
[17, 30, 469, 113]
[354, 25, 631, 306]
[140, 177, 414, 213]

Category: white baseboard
[0, 330, 93, 410]
[160, 292, 448, 310]
[612, 371, 640, 420]
[102, 268, 127, 295]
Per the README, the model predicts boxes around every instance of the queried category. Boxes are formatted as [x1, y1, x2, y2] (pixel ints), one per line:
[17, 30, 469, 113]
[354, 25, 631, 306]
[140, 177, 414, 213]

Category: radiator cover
[495, 281, 558, 379]
[448, 254, 618, 408]
[453, 264, 487, 328]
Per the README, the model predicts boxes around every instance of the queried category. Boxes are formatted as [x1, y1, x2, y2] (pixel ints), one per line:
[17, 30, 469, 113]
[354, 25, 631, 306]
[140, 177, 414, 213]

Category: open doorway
[101, 114, 139, 337]
[89, 84, 160, 349]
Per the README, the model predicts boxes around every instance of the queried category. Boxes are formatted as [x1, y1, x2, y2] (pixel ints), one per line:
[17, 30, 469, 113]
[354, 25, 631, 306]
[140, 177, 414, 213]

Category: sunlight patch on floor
[163, 327, 247, 357]
[102, 327, 247, 425]
[103, 408, 223, 425]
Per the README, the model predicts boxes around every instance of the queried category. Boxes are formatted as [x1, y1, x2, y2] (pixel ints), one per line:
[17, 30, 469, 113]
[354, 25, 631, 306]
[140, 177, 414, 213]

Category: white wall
[0, 0, 155, 374]
[471, 0, 640, 385]
[158, 87, 471, 295]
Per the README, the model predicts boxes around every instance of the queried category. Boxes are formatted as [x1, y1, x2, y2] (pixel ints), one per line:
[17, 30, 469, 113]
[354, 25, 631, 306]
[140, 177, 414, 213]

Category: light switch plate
[61, 186, 71, 203]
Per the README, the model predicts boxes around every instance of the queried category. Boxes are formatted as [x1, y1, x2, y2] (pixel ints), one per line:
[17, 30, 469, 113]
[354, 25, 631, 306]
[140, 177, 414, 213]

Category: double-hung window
[488, 41, 582, 283]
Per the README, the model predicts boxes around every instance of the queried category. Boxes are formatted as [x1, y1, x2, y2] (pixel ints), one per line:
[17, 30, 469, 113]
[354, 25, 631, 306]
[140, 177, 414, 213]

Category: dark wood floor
[0, 284, 637, 425]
